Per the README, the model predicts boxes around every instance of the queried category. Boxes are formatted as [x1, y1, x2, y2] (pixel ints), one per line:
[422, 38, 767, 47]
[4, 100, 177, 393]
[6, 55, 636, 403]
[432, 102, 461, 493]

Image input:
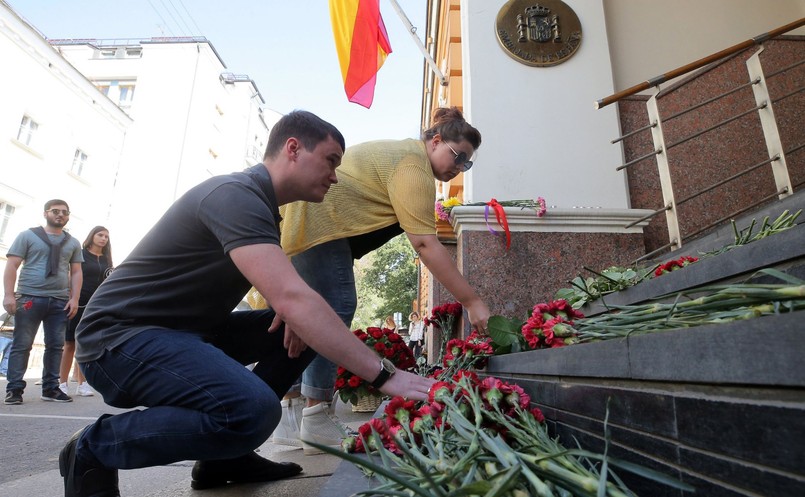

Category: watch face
[382, 358, 396, 373]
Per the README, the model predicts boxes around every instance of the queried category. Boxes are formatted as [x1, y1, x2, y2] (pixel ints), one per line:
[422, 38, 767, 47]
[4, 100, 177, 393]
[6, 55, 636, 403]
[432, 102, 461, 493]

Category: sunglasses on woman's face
[445, 142, 474, 172]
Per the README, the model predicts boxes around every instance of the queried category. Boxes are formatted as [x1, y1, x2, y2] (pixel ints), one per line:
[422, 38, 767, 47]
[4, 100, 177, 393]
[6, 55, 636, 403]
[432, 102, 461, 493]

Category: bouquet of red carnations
[424, 301, 463, 332]
[335, 327, 416, 406]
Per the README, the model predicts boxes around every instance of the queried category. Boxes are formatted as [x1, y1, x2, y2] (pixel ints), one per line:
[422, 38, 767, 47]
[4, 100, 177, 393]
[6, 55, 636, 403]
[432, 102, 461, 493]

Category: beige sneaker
[75, 383, 94, 397]
[300, 402, 346, 456]
[271, 397, 304, 447]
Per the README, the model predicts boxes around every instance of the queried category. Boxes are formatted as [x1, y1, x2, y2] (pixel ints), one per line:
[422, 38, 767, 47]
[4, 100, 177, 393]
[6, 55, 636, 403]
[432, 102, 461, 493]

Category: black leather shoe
[60, 427, 120, 497]
[191, 451, 303, 489]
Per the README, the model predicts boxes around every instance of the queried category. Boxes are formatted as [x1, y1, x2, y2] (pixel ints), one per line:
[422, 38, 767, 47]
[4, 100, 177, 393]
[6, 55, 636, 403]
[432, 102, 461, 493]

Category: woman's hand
[465, 299, 491, 334]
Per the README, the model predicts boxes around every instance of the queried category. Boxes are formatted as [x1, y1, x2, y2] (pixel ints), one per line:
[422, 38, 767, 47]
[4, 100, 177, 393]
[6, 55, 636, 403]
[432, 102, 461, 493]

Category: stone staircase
[319, 191, 804, 496]
[484, 189, 805, 497]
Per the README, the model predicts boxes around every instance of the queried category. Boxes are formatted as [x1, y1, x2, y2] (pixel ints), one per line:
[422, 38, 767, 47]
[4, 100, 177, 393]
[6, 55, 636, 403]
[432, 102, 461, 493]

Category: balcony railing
[596, 18, 805, 261]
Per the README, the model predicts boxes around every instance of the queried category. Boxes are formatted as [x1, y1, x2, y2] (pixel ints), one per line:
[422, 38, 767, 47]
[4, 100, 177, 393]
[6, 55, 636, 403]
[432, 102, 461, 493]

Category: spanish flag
[330, 0, 392, 108]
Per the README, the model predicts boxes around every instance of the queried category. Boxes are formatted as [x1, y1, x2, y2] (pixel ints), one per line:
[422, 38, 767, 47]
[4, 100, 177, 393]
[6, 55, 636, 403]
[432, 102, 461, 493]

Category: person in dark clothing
[59, 110, 435, 497]
[59, 226, 113, 397]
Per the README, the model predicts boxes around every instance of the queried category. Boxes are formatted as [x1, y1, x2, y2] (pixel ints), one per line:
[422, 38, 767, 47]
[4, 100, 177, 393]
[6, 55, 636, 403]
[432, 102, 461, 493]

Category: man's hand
[2, 295, 16, 315]
[268, 313, 308, 358]
[378, 370, 436, 401]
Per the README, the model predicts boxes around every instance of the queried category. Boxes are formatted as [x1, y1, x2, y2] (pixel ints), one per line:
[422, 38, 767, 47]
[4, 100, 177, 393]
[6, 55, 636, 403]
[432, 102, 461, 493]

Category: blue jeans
[0, 335, 12, 375]
[291, 239, 357, 401]
[77, 309, 316, 469]
[5, 295, 68, 393]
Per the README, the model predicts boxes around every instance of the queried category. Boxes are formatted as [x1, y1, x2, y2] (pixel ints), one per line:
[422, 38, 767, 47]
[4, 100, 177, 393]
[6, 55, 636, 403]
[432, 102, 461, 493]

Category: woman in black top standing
[59, 226, 112, 397]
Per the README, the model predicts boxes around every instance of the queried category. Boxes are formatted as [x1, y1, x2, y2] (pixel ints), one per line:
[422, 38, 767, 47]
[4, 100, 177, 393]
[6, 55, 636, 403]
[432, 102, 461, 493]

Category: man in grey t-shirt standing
[3, 199, 83, 404]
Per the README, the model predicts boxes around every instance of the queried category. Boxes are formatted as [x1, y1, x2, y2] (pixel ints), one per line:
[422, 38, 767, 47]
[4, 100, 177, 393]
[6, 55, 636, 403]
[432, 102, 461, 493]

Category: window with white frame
[0, 201, 15, 245]
[16, 115, 39, 147]
[118, 84, 135, 106]
[71, 149, 89, 176]
[95, 80, 136, 107]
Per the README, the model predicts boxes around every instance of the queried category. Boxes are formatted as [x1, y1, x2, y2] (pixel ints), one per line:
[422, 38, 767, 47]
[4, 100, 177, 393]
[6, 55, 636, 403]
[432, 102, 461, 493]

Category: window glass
[16, 115, 39, 147]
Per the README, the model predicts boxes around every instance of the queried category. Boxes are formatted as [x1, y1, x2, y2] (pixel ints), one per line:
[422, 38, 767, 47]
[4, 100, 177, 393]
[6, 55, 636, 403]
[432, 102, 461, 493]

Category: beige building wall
[603, 0, 805, 93]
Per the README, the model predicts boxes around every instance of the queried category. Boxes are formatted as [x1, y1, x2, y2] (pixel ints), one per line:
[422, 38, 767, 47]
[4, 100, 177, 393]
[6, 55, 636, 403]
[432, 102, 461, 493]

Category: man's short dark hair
[263, 110, 345, 160]
[44, 199, 70, 211]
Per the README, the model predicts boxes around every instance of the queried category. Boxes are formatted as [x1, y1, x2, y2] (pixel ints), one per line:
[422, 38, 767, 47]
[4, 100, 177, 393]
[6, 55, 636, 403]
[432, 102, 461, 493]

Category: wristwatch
[370, 357, 396, 389]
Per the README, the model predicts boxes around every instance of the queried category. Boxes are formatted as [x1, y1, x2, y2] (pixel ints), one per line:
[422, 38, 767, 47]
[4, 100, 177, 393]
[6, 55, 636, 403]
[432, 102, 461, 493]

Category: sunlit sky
[8, 0, 427, 147]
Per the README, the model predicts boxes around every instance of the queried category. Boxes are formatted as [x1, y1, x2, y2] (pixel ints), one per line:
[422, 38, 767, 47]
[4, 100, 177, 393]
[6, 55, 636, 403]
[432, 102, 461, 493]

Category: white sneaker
[75, 383, 94, 397]
[271, 397, 304, 447]
[58, 382, 69, 395]
[300, 402, 347, 455]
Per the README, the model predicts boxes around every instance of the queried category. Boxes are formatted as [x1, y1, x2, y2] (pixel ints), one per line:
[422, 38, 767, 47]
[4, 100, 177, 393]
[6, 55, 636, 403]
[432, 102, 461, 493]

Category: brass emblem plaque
[495, 0, 582, 67]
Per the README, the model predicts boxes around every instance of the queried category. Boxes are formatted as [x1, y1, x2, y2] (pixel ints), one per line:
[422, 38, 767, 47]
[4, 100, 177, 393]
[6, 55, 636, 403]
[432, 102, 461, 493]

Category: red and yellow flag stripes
[330, 0, 392, 108]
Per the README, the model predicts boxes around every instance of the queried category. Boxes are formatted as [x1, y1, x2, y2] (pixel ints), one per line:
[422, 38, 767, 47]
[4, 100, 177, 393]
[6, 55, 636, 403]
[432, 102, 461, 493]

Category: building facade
[0, 1, 131, 252]
[418, 0, 805, 331]
[52, 36, 278, 258]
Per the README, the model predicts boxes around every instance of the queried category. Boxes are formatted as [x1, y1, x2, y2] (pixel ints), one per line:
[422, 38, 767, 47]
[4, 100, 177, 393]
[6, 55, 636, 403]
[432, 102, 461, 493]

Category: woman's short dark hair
[264, 110, 345, 159]
[422, 107, 482, 149]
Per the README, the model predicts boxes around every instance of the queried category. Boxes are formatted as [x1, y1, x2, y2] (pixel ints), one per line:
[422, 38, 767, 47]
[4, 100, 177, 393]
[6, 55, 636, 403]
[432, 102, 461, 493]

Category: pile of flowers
[435, 197, 463, 221]
[443, 331, 494, 370]
[654, 255, 698, 277]
[316, 321, 694, 496]
[323, 370, 689, 496]
[521, 299, 585, 349]
[435, 197, 548, 221]
[342, 371, 545, 455]
[336, 327, 416, 406]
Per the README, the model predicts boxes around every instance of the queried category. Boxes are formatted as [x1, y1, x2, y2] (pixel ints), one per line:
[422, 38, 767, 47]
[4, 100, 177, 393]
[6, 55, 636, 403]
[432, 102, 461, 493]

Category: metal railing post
[646, 89, 682, 250]
[746, 46, 794, 199]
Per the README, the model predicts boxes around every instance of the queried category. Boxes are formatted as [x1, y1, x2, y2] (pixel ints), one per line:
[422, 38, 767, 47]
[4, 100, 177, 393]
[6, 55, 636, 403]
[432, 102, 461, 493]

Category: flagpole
[386, 0, 447, 86]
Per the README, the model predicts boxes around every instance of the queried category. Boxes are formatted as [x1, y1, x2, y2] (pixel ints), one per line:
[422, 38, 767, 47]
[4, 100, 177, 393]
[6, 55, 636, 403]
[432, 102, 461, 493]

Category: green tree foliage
[354, 234, 417, 329]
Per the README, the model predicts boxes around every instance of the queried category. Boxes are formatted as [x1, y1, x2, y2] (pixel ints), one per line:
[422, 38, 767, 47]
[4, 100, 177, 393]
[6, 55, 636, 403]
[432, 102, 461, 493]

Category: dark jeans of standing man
[5, 295, 68, 393]
[77, 309, 316, 469]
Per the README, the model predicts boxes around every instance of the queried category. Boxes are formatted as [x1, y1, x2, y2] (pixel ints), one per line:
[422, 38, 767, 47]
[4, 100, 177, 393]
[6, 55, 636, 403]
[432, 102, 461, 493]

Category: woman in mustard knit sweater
[273, 107, 491, 454]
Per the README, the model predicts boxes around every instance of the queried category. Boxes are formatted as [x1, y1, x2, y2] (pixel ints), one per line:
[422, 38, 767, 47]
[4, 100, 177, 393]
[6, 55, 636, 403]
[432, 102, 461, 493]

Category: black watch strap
[370, 368, 392, 389]
[370, 358, 395, 389]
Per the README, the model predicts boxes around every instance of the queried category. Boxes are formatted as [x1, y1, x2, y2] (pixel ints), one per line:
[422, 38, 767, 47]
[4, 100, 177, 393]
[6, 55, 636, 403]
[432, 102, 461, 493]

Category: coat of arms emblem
[518, 5, 560, 43]
[495, 0, 582, 67]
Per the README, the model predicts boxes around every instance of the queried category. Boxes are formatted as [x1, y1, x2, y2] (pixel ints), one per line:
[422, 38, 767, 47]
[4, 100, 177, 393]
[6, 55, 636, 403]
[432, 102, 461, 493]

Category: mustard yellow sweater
[280, 138, 437, 256]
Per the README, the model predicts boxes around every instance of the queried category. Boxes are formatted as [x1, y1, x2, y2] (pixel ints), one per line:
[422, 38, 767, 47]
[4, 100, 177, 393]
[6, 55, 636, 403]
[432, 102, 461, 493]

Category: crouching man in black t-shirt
[60, 110, 436, 497]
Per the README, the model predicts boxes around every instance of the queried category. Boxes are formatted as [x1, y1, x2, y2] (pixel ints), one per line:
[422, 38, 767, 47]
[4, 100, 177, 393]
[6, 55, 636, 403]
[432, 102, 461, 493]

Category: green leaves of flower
[487, 315, 524, 354]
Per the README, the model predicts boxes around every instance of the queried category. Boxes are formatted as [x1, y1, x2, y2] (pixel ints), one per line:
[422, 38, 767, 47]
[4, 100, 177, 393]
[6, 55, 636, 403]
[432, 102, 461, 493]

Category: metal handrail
[662, 78, 760, 122]
[616, 148, 662, 171]
[765, 57, 805, 79]
[624, 204, 671, 229]
[611, 121, 656, 144]
[681, 187, 789, 242]
[594, 18, 805, 109]
[665, 102, 767, 151]
[675, 155, 780, 206]
[634, 240, 679, 263]
[772, 86, 805, 104]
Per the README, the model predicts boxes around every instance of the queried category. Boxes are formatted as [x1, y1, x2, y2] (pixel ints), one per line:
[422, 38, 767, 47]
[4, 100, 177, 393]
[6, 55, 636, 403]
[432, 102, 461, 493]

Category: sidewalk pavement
[1, 374, 374, 497]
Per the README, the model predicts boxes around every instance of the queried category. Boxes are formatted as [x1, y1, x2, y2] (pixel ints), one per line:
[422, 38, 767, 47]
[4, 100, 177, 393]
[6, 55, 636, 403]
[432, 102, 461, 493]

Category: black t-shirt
[79, 248, 112, 305]
[75, 165, 281, 362]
